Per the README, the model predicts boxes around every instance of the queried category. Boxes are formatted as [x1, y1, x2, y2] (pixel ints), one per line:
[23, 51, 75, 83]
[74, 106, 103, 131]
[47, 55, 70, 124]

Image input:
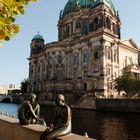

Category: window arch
[113, 50, 117, 62]
[94, 51, 99, 59]
[106, 67, 111, 75]
[73, 52, 79, 65]
[106, 46, 111, 60]
[93, 18, 98, 31]
[56, 70, 64, 81]
[89, 22, 94, 32]
[112, 23, 116, 34]
[83, 49, 90, 64]
[106, 51, 111, 60]
[106, 17, 111, 30]
[98, 14, 103, 28]
[76, 20, 81, 29]
[29, 64, 34, 82]
[57, 51, 63, 63]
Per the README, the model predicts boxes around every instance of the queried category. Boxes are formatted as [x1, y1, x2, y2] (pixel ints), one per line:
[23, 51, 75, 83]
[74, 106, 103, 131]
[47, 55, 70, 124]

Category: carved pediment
[121, 38, 138, 49]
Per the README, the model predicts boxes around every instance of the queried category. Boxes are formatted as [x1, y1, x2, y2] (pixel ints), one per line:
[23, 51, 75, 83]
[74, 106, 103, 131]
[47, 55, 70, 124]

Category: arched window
[38, 65, 40, 73]
[114, 50, 117, 62]
[93, 18, 98, 31]
[107, 50, 111, 60]
[83, 49, 90, 64]
[106, 17, 111, 30]
[73, 52, 79, 65]
[76, 20, 81, 29]
[47, 69, 51, 80]
[58, 51, 63, 63]
[30, 65, 34, 74]
[73, 70, 78, 79]
[81, 20, 89, 35]
[94, 51, 99, 59]
[89, 22, 94, 32]
[98, 14, 103, 28]
[56, 70, 64, 81]
[112, 23, 116, 34]
[106, 67, 111, 75]
[58, 27, 62, 41]
[66, 25, 70, 37]
[29, 65, 34, 81]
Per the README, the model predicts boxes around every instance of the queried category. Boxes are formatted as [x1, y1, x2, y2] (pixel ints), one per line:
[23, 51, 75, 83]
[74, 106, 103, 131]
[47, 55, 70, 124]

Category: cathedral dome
[60, 0, 116, 18]
[32, 33, 44, 42]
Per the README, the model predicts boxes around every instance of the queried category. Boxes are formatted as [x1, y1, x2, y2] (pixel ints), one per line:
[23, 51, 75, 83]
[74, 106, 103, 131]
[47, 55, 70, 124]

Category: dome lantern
[32, 33, 44, 42]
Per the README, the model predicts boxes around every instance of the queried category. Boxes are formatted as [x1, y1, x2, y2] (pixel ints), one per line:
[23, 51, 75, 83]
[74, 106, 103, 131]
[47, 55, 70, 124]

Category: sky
[0, 0, 140, 88]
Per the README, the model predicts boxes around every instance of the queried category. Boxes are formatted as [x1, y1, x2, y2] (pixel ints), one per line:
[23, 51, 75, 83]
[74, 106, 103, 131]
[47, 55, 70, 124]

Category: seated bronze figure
[40, 94, 72, 140]
[17, 93, 41, 125]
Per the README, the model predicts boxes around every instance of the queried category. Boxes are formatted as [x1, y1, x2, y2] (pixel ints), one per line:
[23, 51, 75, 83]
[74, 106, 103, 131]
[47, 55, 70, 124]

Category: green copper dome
[60, 0, 116, 18]
[32, 34, 44, 42]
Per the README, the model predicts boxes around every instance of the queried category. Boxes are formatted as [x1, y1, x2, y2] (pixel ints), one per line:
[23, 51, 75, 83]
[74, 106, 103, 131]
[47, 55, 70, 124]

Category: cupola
[32, 33, 44, 42]
[60, 0, 117, 19]
[30, 33, 45, 56]
[58, 0, 121, 41]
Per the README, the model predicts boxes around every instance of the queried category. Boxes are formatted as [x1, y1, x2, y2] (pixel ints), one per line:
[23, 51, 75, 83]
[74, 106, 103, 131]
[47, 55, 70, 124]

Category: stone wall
[0, 115, 94, 140]
[73, 95, 140, 113]
[72, 95, 96, 109]
[0, 115, 45, 140]
[96, 99, 140, 113]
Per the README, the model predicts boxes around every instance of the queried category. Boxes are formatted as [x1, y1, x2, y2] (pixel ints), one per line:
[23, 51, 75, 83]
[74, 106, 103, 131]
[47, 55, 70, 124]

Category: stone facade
[0, 84, 16, 95]
[28, 0, 140, 101]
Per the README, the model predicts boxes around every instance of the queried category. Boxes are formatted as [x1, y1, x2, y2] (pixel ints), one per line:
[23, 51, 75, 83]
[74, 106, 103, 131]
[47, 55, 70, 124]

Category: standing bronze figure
[40, 94, 72, 140]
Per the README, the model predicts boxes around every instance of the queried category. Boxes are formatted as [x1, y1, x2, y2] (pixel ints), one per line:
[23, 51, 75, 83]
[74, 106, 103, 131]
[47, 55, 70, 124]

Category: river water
[0, 103, 140, 140]
[0, 103, 18, 117]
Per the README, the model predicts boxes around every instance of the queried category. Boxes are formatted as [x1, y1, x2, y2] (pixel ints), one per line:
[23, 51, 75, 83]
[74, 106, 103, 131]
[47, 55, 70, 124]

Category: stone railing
[0, 115, 94, 140]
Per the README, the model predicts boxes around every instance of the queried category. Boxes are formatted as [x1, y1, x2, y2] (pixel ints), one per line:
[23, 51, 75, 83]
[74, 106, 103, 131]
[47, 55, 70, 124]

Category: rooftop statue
[17, 93, 42, 125]
[40, 94, 72, 140]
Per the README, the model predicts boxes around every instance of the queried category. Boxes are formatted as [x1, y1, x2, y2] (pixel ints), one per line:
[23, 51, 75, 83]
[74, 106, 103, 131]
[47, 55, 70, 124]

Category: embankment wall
[96, 99, 140, 113]
[0, 115, 94, 140]
[73, 95, 140, 113]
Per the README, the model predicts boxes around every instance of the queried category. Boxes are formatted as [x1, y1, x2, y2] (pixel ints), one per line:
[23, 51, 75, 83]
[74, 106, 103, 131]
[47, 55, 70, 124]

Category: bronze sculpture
[40, 94, 72, 140]
[17, 93, 41, 125]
